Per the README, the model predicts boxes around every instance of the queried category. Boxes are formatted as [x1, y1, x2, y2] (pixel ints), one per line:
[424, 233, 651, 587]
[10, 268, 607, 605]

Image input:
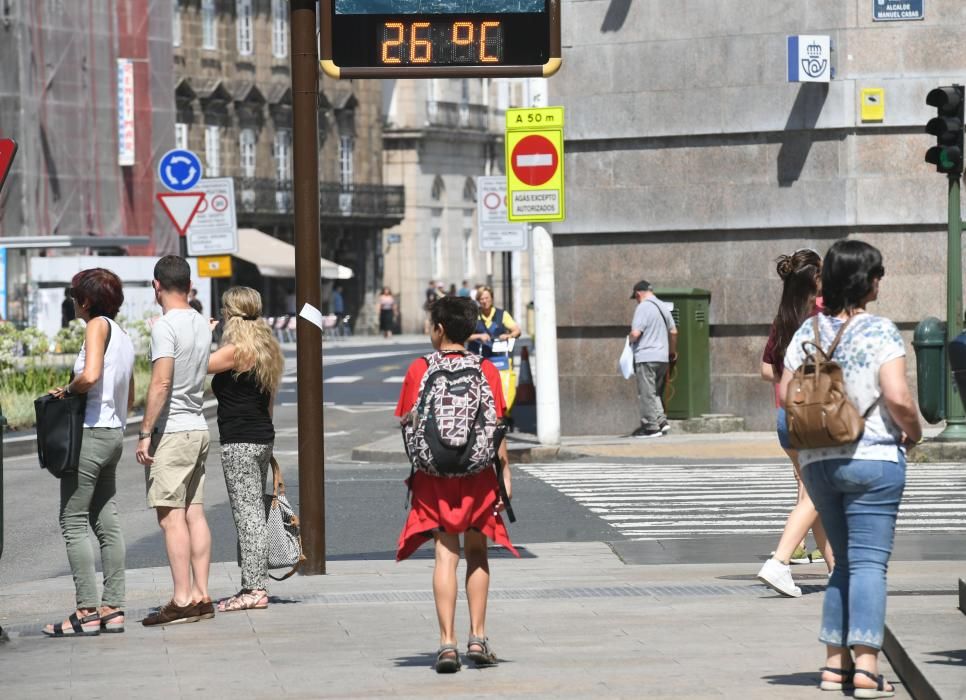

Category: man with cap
[628, 280, 678, 438]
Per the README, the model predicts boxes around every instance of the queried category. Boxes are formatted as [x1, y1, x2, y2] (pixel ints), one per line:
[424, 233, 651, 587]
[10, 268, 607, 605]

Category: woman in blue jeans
[780, 240, 921, 698]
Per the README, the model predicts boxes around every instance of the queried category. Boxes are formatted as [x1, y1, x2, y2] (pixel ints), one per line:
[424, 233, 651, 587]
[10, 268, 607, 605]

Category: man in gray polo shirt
[628, 280, 678, 438]
[136, 255, 213, 626]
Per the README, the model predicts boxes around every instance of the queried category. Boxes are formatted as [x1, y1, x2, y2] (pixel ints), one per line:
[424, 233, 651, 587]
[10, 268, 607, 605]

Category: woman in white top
[43, 268, 136, 637]
[780, 240, 921, 697]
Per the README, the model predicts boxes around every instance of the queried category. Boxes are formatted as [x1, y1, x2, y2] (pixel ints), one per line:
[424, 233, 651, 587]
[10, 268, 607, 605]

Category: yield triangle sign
[0, 138, 18, 194]
[157, 192, 206, 237]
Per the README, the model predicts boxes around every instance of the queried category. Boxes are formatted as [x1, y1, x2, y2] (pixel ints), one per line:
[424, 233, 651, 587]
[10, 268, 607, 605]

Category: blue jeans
[801, 456, 905, 650]
[776, 407, 791, 449]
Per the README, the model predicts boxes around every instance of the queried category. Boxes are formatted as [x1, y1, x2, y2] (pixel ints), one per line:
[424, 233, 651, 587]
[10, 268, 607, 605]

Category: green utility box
[913, 316, 946, 424]
[653, 288, 712, 419]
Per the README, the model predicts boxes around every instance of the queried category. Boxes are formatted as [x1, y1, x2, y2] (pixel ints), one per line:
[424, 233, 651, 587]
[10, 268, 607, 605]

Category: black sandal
[42, 611, 101, 637]
[100, 610, 125, 634]
[434, 644, 461, 673]
[819, 666, 853, 691]
[466, 635, 498, 666]
[853, 669, 895, 698]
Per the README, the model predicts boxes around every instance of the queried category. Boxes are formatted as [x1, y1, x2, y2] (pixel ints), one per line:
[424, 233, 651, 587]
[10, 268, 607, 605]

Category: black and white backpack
[402, 351, 498, 478]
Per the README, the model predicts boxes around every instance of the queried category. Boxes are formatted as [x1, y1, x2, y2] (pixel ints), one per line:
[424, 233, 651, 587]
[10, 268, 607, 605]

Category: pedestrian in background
[136, 255, 214, 627]
[60, 286, 75, 328]
[188, 288, 203, 314]
[457, 280, 471, 298]
[208, 287, 284, 612]
[757, 249, 834, 598]
[466, 286, 521, 363]
[43, 269, 135, 637]
[378, 287, 397, 339]
[396, 297, 517, 673]
[780, 239, 920, 697]
[627, 280, 677, 438]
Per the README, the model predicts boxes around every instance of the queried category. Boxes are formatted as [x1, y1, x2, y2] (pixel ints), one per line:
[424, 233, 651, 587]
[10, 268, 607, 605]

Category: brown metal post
[290, 0, 325, 574]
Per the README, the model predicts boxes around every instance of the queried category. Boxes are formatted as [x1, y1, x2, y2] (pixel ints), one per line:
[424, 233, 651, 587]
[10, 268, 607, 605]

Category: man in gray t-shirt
[628, 280, 678, 438]
[135, 255, 214, 626]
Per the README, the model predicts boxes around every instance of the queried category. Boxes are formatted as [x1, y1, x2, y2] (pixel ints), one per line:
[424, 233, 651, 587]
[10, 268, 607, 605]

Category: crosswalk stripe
[519, 461, 966, 541]
[323, 376, 363, 384]
[382, 376, 405, 383]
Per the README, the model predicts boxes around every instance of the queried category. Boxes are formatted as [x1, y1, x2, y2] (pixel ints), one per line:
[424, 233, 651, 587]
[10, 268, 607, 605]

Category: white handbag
[263, 457, 306, 581]
[619, 336, 635, 379]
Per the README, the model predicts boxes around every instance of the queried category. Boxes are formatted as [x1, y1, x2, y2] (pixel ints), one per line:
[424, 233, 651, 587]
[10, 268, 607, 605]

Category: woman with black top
[208, 287, 284, 612]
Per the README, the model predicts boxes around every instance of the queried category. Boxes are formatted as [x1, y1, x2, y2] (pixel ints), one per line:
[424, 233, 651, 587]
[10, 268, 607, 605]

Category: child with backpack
[396, 296, 518, 674]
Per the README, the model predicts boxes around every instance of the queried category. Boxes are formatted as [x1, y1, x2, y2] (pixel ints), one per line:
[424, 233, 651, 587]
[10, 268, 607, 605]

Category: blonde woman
[208, 287, 284, 612]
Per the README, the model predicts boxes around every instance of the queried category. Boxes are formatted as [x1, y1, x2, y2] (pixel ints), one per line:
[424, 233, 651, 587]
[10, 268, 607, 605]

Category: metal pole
[939, 174, 966, 440]
[532, 225, 560, 444]
[291, 0, 325, 572]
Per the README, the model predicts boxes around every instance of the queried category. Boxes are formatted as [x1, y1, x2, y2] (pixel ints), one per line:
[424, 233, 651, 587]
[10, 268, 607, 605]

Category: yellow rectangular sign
[505, 107, 565, 223]
[198, 255, 232, 278]
[861, 88, 885, 122]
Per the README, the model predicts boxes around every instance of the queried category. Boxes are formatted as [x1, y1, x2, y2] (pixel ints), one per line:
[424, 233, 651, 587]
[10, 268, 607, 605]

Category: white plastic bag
[619, 336, 635, 379]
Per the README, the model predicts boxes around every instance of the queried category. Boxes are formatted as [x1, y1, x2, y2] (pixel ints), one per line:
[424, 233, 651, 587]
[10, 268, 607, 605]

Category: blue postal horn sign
[787, 35, 832, 83]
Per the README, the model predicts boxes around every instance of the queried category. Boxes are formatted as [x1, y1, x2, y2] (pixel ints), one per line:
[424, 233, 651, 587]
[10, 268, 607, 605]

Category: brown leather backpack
[785, 315, 871, 449]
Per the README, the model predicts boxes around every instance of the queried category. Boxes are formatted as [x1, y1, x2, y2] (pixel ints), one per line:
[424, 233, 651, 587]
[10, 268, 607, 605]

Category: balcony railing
[425, 101, 489, 130]
[234, 178, 405, 221]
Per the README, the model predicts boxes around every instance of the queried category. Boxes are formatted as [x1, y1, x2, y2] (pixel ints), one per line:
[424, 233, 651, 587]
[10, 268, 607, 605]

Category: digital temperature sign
[321, 0, 561, 79]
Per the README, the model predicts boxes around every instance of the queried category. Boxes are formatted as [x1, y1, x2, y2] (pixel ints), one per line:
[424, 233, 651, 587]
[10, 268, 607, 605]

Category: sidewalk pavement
[5, 541, 962, 699]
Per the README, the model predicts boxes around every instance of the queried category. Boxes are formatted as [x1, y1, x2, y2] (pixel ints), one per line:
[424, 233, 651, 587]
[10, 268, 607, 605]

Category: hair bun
[775, 255, 793, 280]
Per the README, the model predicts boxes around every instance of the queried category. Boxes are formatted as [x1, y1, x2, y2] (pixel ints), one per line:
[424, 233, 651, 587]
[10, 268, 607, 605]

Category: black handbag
[35, 392, 87, 478]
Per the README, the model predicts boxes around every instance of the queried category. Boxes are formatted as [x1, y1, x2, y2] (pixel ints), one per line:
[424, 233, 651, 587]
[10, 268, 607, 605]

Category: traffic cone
[515, 346, 536, 405]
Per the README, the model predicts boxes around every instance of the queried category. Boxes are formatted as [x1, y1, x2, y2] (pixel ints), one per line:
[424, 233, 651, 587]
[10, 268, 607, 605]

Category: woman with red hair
[43, 268, 136, 637]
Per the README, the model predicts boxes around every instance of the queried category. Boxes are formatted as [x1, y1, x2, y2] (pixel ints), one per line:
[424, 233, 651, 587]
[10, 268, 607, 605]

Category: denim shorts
[776, 407, 792, 450]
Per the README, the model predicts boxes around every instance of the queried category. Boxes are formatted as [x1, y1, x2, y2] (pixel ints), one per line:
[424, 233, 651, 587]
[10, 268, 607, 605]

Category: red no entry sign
[511, 134, 558, 187]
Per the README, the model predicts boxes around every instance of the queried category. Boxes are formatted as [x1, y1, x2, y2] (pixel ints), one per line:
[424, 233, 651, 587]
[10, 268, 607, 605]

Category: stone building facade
[174, 0, 402, 325]
[551, 0, 964, 433]
[382, 78, 534, 335]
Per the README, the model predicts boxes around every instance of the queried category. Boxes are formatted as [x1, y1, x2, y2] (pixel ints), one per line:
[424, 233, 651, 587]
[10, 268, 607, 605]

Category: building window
[205, 125, 221, 177]
[173, 2, 182, 47]
[463, 228, 475, 278]
[431, 175, 445, 201]
[239, 128, 256, 178]
[272, 0, 288, 58]
[201, 0, 217, 50]
[274, 128, 291, 182]
[431, 228, 443, 280]
[237, 0, 254, 56]
[175, 123, 189, 151]
[339, 135, 354, 189]
[462, 177, 476, 202]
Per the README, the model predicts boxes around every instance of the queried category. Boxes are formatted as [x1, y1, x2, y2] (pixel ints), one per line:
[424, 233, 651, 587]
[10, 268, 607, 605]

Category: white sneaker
[757, 558, 802, 598]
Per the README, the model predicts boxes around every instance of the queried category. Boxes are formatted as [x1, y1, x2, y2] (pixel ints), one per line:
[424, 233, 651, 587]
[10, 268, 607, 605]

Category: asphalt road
[2, 340, 963, 590]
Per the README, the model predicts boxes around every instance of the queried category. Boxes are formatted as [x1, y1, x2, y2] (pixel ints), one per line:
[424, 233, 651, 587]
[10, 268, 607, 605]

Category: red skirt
[396, 468, 519, 562]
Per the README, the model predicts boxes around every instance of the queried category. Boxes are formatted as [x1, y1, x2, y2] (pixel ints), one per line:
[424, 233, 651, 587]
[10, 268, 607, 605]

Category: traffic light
[925, 85, 965, 175]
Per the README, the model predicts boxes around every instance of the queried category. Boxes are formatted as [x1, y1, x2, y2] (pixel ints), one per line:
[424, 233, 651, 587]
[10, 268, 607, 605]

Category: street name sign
[186, 178, 238, 256]
[157, 192, 206, 237]
[477, 175, 528, 251]
[158, 149, 203, 192]
[505, 106, 564, 222]
[873, 0, 923, 21]
[320, 0, 562, 79]
[0, 138, 18, 194]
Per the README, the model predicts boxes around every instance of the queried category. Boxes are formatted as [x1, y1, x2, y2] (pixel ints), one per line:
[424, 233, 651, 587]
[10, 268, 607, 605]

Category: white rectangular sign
[786, 35, 831, 83]
[116, 59, 136, 166]
[479, 226, 528, 252]
[186, 178, 238, 256]
[477, 175, 511, 227]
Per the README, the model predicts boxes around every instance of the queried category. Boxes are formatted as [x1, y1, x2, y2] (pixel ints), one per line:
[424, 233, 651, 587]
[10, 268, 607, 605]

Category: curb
[1, 400, 220, 459]
[883, 623, 942, 700]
